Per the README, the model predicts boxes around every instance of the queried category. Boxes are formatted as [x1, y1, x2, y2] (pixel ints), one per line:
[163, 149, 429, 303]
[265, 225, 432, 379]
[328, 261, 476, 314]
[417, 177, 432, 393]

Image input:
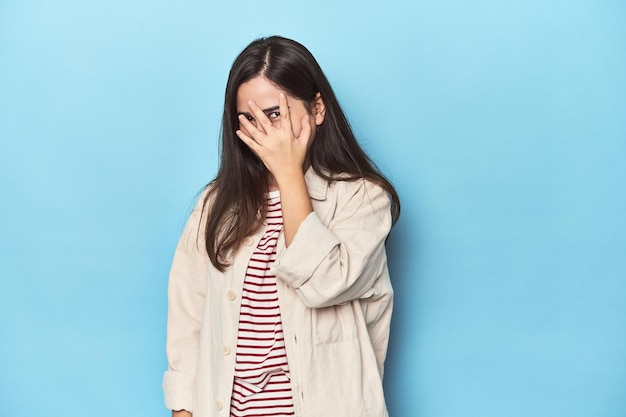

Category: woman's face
[236, 76, 325, 143]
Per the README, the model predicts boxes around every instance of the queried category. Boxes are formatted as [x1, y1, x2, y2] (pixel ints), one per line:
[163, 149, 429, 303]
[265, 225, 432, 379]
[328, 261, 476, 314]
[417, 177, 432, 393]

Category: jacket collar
[304, 167, 329, 201]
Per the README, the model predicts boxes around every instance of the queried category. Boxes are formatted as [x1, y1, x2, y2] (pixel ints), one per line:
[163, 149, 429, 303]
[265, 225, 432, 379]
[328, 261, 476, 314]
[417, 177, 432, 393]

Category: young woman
[163, 36, 400, 417]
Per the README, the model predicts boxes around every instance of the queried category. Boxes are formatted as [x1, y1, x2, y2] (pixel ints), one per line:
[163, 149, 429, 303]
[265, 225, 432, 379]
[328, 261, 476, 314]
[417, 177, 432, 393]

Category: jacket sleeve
[162, 194, 209, 412]
[274, 179, 392, 308]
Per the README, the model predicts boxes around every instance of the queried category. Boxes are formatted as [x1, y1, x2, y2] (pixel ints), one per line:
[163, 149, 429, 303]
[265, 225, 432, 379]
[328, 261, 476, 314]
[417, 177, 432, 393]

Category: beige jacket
[163, 169, 393, 417]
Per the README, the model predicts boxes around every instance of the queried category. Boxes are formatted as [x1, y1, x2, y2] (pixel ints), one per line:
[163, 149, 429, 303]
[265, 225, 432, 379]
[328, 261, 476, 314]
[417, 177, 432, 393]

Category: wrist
[274, 168, 305, 188]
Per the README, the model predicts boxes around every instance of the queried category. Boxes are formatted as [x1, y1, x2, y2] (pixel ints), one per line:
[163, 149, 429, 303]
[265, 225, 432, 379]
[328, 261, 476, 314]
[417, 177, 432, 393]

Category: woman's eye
[268, 111, 280, 120]
[239, 114, 256, 126]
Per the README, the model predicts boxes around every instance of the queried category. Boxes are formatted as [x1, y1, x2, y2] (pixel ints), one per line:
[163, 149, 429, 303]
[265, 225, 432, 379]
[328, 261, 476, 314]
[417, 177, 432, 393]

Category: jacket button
[215, 400, 223, 411]
[227, 290, 236, 301]
[221, 345, 231, 355]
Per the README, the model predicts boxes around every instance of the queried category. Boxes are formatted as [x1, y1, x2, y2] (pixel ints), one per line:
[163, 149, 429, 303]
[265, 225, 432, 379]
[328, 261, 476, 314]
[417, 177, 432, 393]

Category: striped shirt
[230, 192, 294, 417]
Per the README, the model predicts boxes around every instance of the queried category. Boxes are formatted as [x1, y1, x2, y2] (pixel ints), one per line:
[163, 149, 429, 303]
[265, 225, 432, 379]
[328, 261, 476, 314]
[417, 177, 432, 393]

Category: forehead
[236, 76, 288, 110]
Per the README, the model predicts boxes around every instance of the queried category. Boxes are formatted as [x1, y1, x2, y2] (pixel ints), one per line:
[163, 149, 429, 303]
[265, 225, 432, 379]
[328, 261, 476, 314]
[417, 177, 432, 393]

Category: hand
[236, 93, 312, 182]
[172, 410, 192, 417]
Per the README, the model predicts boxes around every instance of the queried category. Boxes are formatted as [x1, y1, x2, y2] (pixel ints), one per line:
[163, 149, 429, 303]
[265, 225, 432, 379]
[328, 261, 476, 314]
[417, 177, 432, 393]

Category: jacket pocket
[311, 302, 358, 345]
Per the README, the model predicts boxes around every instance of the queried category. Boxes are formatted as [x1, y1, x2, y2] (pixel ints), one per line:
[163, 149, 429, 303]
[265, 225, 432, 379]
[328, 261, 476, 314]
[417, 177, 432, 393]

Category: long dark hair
[203, 36, 400, 271]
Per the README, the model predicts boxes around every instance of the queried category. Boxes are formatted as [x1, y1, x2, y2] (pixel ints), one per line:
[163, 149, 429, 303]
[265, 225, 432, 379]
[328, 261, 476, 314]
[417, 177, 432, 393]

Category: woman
[163, 35, 400, 417]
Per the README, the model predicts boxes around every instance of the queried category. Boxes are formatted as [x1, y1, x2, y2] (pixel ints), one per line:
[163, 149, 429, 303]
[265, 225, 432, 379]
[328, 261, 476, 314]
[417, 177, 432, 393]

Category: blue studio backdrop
[1, 1, 625, 416]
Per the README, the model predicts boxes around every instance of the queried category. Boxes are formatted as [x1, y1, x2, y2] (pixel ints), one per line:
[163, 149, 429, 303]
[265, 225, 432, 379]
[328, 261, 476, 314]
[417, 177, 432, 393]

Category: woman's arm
[235, 93, 314, 246]
[235, 93, 392, 307]
[274, 178, 392, 308]
[163, 195, 209, 413]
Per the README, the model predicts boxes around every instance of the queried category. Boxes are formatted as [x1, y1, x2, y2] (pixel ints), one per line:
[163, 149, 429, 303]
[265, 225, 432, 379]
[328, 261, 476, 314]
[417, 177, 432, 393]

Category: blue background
[1, 1, 625, 416]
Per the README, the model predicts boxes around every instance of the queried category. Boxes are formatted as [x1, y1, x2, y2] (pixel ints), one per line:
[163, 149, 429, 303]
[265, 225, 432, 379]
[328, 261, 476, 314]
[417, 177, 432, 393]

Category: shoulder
[191, 181, 217, 213]
[330, 176, 387, 196]
[325, 174, 390, 207]
[307, 172, 391, 228]
[330, 178, 391, 220]
[182, 182, 216, 238]
[305, 168, 389, 203]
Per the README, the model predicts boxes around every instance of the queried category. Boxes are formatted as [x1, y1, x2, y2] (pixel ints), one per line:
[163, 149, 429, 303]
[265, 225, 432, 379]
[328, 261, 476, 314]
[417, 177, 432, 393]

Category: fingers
[235, 128, 261, 154]
[247, 100, 274, 133]
[237, 92, 312, 151]
[278, 93, 292, 132]
[240, 93, 293, 134]
[237, 113, 262, 139]
[298, 115, 312, 146]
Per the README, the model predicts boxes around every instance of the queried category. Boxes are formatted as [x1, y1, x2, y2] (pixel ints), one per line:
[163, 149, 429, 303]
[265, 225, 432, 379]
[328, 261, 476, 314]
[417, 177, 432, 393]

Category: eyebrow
[237, 105, 281, 118]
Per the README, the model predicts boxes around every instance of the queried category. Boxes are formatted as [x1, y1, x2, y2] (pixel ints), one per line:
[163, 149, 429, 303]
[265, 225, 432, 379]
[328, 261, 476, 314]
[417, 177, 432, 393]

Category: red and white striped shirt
[230, 192, 294, 417]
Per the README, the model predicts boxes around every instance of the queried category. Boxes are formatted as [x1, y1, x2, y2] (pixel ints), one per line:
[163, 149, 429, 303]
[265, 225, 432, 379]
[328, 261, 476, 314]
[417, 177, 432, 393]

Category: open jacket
[163, 169, 394, 417]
